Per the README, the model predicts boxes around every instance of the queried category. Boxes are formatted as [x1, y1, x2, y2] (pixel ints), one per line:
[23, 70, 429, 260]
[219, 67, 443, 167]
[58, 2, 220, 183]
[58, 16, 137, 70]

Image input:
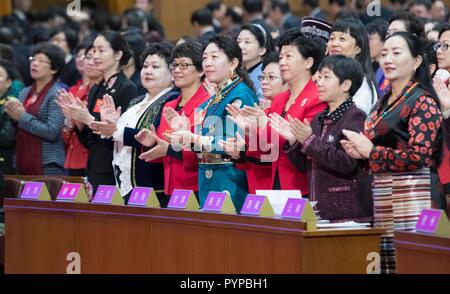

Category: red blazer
[246, 79, 326, 195]
[63, 81, 90, 170]
[157, 86, 210, 195]
[244, 162, 272, 194]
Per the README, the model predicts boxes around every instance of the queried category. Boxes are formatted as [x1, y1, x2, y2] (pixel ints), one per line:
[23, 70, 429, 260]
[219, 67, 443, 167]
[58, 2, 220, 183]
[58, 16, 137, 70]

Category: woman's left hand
[4, 99, 26, 121]
[139, 125, 169, 162]
[90, 121, 117, 137]
[100, 94, 121, 124]
[342, 130, 373, 159]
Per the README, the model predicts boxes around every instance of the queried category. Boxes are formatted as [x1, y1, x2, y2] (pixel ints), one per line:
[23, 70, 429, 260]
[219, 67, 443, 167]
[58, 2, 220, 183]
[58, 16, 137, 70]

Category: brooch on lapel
[327, 135, 335, 143]
[300, 98, 308, 107]
[232, 99, 242, 108]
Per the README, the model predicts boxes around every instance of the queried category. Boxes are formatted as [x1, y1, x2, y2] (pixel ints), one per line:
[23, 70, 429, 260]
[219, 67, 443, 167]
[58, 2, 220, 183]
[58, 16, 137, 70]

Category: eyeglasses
[169, 62, 195, 70]
[258, 74, 281, 82]
[29, 56, 51, 65]
[434, 42, 449, 52]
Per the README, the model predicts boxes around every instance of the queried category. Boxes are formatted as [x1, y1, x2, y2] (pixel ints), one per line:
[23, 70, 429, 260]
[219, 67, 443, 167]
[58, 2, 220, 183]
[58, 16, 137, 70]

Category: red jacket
[246, 79, 326, 195]
[157, 86, 210, 195]
[63, 80, 90, 170]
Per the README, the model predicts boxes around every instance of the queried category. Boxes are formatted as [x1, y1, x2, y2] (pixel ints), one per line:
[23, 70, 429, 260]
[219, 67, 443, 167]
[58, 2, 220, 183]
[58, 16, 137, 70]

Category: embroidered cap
[300, 17, 333, 42]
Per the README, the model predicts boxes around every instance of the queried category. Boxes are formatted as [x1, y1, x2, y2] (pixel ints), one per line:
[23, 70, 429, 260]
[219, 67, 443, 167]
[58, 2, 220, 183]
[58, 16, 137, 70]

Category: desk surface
[4, 199, 384, 274]
[395, 231, 450, 274]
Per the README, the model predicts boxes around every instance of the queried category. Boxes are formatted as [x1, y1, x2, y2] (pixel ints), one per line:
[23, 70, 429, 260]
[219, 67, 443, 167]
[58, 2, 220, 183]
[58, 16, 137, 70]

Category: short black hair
[191, 8, 213, 26]
[328, 0, 346, 6]
[0, 44, 13, 60]
[270, 0, 290, 14]
[409, 0, 432, 10]
[318, 55, 364, 97]
[303, 0, 319, 8]
[172, 41, 203, 72]
[122, 28, 146, 67]
[438, 23, 450, 39]
[278, 30, 327, 74]
[389, 10, 425, 37]
[262, 51, 279, 70]
[49, 28, 79, 53]
[0, 58, 19, 81]
[124, 8, 147, 31]
[366, 18, 389, 41]
[141, 42, 174, 68]
[206, 1, 224, 12]
[31, 42, 66, 78]
[225, 7, 243, 24]
[242, 0, 263, 14]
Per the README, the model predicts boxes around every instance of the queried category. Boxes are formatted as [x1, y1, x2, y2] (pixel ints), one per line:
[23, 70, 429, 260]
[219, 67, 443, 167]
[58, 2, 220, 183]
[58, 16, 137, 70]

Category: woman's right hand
[135, 127, 157, 147]
[203, 78, 217, 97]
[56, 90, 94, 125]
[433, 77, 450, 114]
[164, 107, 190, 131]
[100, 94, 121, 124]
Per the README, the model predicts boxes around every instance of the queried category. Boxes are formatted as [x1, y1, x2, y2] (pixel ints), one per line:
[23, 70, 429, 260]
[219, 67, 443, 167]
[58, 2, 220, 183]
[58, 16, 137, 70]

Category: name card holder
[240, 194, 275, 217]
[281, 198, 317, 230]
[416, 209, 450, 237]
[167, 189, 199, 211]
[127, 187, 160, 207]
[92, 185, 124, 206]
[20, 182, 51, 201]
[202, 191, 236, 214]
[56, 183, 88, 203]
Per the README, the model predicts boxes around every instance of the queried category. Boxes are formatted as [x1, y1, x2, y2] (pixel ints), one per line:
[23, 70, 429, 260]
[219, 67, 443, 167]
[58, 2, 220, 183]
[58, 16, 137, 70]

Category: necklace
[366, 82, 419, 130]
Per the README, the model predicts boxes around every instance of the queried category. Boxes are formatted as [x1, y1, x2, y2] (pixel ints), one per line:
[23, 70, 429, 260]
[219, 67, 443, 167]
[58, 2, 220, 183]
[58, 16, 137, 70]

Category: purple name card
[416, 209, 442, 233]
[240, 195, 265, 215]
[20, 182, 44, 199]
[57, 183, 81, 201]
[128, 187, 153, 206]
[168, 189, 192, 208]
[203, 192, 226, 211]
[92, 185, 116, 204]
[282, 198, 307, 219]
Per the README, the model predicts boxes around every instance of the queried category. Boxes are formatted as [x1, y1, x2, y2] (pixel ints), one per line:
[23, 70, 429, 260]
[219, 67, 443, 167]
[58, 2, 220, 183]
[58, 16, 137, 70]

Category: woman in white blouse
[90, 42, 180, 202]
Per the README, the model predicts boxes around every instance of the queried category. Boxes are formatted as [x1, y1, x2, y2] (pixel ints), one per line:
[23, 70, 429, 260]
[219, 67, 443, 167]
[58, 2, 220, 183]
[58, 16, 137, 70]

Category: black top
[76, 71, 138, 179]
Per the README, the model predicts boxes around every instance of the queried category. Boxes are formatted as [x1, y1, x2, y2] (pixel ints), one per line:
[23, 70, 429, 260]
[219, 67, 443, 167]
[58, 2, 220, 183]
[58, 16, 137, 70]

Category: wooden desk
[395, 231, 450, 274]
[4, 199, 383, 274]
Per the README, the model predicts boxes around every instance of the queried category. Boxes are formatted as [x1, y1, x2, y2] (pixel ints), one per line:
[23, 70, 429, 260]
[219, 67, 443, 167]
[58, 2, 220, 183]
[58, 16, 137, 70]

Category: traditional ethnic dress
[195, 77, 257, 211]
[364, 82, 443, 273]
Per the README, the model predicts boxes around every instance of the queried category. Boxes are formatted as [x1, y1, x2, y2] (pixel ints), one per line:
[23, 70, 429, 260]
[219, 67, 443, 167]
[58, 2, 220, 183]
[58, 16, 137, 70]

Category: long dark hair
[386, 32, 438, 101]
[203, 34, 255, 91]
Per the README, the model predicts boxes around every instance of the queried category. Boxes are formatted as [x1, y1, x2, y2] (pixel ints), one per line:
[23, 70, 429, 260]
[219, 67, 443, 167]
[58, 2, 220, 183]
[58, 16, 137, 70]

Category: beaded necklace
[367, 82, 419, 130]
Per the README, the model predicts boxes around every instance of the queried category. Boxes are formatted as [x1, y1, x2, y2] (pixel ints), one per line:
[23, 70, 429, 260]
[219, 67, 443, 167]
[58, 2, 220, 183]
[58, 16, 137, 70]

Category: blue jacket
[197, 80, 257, 154]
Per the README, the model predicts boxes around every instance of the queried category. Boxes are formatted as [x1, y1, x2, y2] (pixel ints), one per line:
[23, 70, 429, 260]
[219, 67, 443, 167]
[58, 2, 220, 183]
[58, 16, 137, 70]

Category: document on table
[316, 221, 371, 228]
